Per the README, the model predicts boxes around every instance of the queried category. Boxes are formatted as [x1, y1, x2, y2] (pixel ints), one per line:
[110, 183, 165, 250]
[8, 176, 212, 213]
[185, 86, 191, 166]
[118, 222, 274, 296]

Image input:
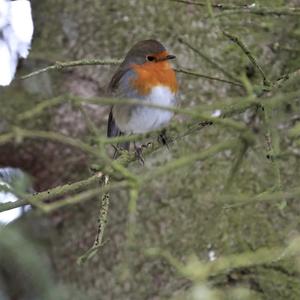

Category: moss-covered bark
[1, 0, 300, 299]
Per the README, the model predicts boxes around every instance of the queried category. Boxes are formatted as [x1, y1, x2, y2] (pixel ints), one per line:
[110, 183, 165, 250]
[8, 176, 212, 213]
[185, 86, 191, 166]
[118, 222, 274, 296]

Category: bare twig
[223, 31, 271, 86]
[223, 186, 300, 209]
[170, 0, 300, 16]
[178, 37, 241, 83]
[261, 107, 282, 192]
[19, 55, 245, 91]
[168, 0, 245, 9]
[16, 94, 253, 136]
[224, 139, 248, 192]
[143, 139, 236, 181]
[215, 7, 300, 17]
[0, 127, 101, 158]
[126, 186, 140, 250]
[175, 67, 243, 87]
[17, 95, 68, 121]
[21, 59, 122, 80]
[146, 242, 299, 282]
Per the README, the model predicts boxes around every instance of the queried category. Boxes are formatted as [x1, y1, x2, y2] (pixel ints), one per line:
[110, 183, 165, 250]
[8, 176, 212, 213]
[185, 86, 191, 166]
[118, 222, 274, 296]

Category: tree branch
[175, 67, 243, 87]
[178, 37, 241, 83]
[0, 127, 102, 158]
[21, 59, 122, 80]
[170, 0, 300, 16]
[0, 174, 100, 213]
[223, 31, 271, 86]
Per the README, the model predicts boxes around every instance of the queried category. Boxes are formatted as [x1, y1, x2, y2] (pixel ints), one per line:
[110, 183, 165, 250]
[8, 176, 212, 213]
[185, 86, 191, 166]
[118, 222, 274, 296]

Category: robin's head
[122, 39, 176, 67]
[109, 39, 178, 95]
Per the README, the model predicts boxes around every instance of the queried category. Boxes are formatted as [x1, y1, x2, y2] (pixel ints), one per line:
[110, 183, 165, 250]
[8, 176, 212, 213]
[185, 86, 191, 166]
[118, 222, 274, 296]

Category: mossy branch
[0, 174, 100, 213]
[221, 31, 283, 197]
[147, 237, 300, 282]
[2, 88, 298, 214]
[260, 107, 283, 193]
[77, 175, 111, 265]
[0, 127, 102, 158]
[178, 37, 241, 83]
[20, 57, 246, 90]
[224, 138, 248, 192]
[175, 67, 243, 87]
[223, 31, 270, 86]
[16, 94, 254, 136]
[143, 139, 236, 181]
[223, 186, 300, 209]
[21, 59, 122, 80]
[170, 0, 300, 16]
[168, 0, 239, 9]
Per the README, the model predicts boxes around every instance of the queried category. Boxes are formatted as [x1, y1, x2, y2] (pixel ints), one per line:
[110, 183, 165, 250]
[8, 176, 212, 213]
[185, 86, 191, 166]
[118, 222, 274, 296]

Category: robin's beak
[166, 54, 176, 60]
[158, 54, 176, 62]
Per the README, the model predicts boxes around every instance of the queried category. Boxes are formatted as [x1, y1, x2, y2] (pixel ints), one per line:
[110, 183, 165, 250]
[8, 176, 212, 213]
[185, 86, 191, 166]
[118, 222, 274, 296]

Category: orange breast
[131, 61, 178, 96]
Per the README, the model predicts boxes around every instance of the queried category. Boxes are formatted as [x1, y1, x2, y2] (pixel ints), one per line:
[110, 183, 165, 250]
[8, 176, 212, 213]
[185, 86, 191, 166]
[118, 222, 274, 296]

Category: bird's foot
[134, 142, 145, 165]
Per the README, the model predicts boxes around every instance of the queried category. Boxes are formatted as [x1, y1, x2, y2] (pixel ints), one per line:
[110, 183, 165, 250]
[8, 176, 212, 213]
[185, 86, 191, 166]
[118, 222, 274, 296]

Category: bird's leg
[112, 141, 131, 159]
[112, 145, 120, 160]
[157, 128, 170, 149]
[134, 141, 145, 165]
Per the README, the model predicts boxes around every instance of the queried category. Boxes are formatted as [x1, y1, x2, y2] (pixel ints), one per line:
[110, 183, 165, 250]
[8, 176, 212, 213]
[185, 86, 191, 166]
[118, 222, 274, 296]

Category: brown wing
[107, 67, 129, 138]
[108, 67, 129, 93]
[107, 108, 120, 138]
[107, 67, 130, 152]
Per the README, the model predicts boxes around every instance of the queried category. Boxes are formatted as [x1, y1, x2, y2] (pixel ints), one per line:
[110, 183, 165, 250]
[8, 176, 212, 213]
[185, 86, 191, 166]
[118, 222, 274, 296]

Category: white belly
[119, 85, 176, 134]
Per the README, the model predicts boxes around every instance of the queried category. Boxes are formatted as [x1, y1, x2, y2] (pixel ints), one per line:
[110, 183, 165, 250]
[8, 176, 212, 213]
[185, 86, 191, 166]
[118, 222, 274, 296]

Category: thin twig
[0, 127, 101, 158]
[78, 104, 101, 137]
[143, 139, 236, 181]
[93, 175, 110, 248]
[21, 59, 122, 79]
[41, 188, 101, 212]
[175, 67, 243, 87]
[223, 186, 300, 209]
[77, 175, 111, 265]
[178, 37, 241, 83]
[19, 55, 244, 90]
[17, 96, 68, 121]
[0, 174, 100, 213]
[15, 94, 253, 135]
[261, 107, 282, 192]
[36, 181, 128, 212]
[146, 243, 292, 282]
[127, 186, 140, 248]
[169, 0, 300, 16]
[0, 199, 28, 213]
[224, 139, 248, 192]
[215, 7, 300, 17]
[78, 156, 140, 264]
[168, 0, 245, 9]
[223, 31, 271, 86]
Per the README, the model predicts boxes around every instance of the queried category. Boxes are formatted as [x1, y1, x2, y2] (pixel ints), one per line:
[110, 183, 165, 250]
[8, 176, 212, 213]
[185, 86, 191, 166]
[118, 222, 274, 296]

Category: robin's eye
[146, 56, 155, 62]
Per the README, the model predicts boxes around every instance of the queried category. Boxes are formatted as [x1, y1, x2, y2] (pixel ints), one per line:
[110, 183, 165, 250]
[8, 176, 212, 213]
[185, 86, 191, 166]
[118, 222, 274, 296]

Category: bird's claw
[134, 143, 145, 165]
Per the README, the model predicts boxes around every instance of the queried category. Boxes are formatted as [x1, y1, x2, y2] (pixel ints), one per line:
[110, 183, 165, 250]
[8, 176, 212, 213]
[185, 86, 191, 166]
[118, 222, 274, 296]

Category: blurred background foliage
[0, 0, 300, 299]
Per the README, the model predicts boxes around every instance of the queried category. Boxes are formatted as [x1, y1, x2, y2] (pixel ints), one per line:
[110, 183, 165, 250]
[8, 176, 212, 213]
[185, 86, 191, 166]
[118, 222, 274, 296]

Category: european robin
[107, 39, 178, 155]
